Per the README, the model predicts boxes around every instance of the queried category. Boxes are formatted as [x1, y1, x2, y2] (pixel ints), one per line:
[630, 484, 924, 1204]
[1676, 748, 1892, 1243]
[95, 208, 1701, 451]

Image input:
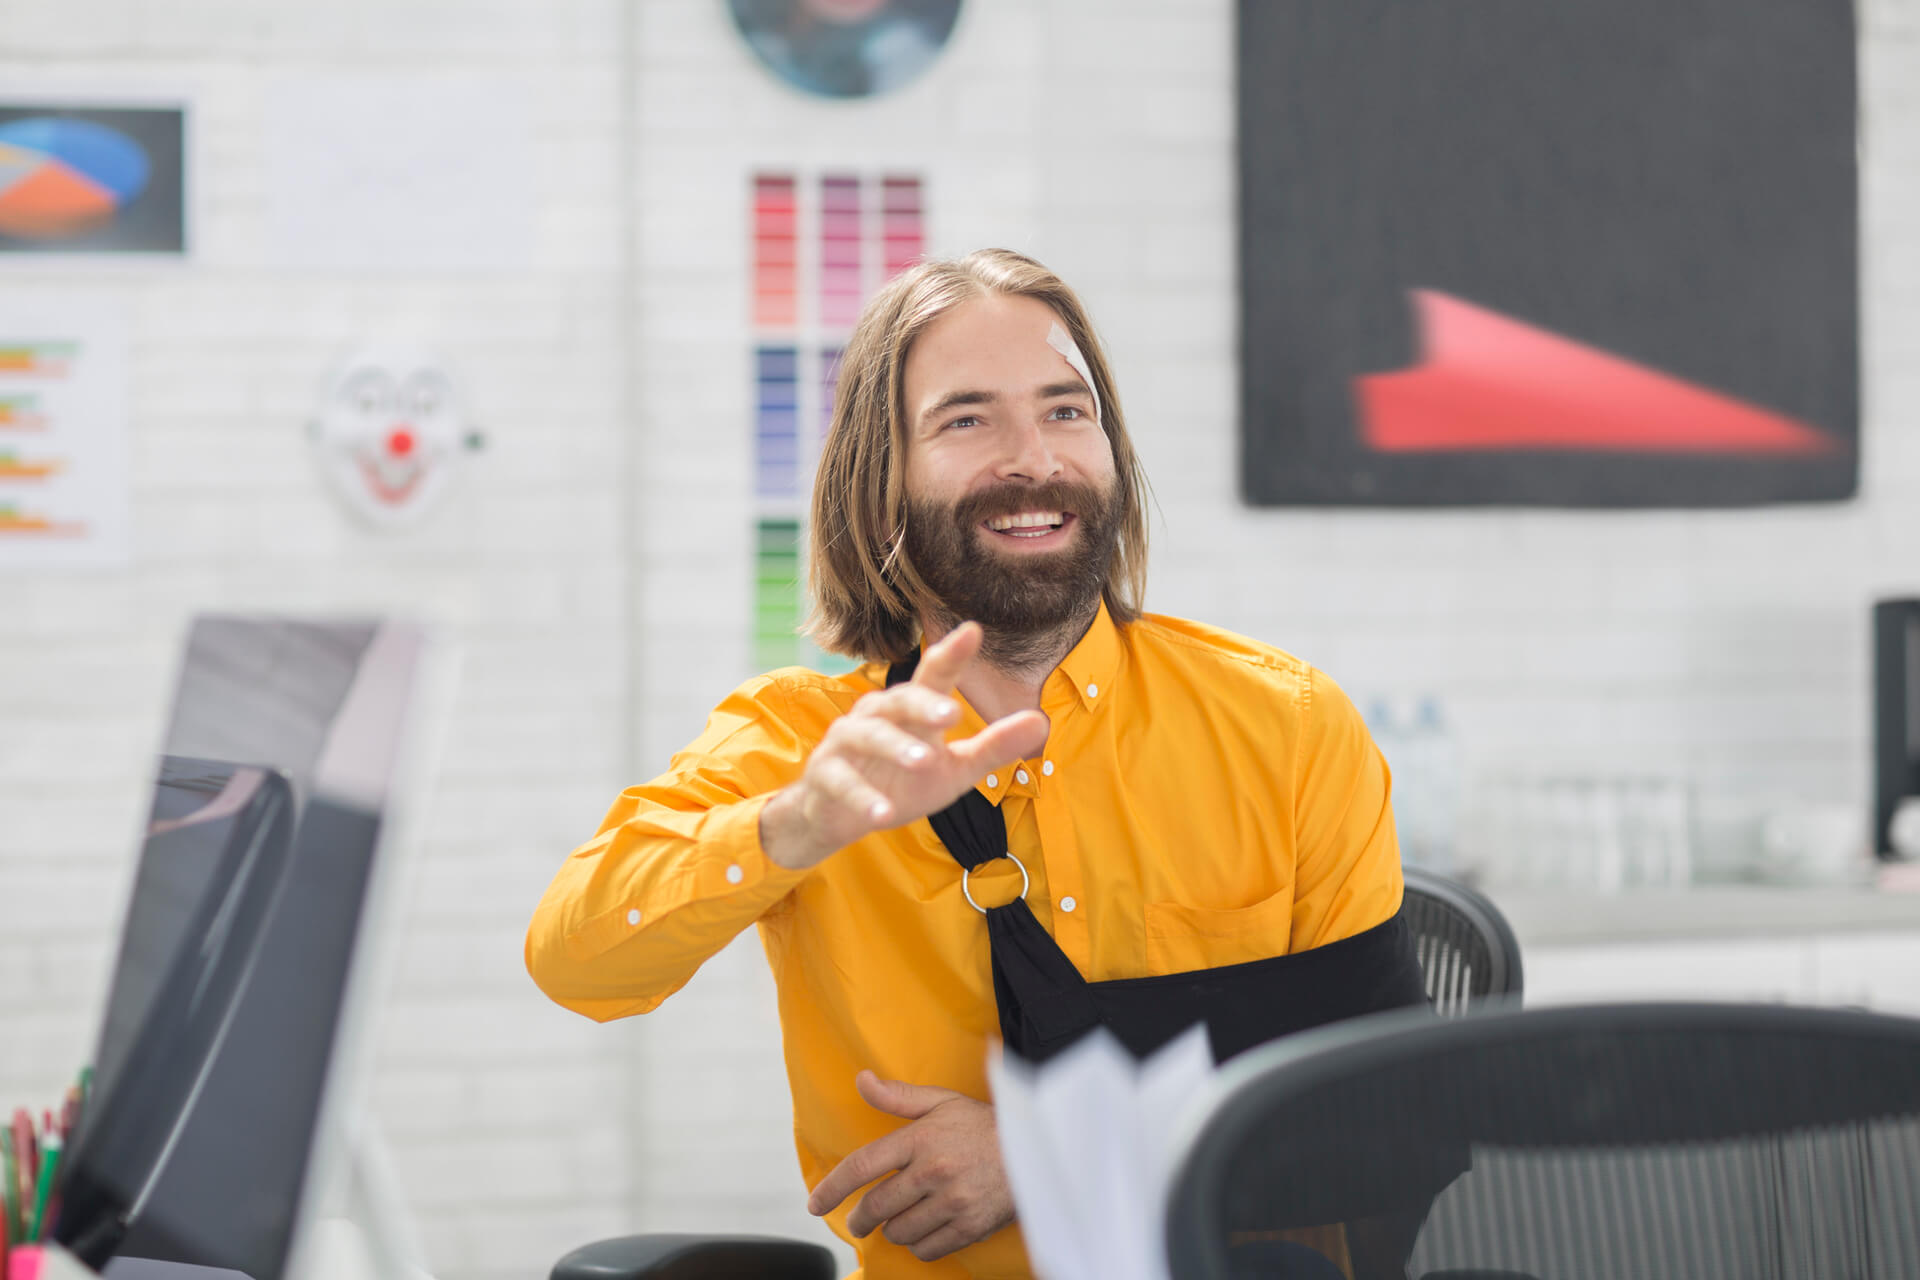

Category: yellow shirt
[526, 604, 1404, 1279]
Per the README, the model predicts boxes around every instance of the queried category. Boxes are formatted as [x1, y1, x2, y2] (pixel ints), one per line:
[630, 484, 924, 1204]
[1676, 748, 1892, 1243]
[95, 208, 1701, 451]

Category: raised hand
[807, 1070, 1014, 1262]
[760, 621, 1049, 871]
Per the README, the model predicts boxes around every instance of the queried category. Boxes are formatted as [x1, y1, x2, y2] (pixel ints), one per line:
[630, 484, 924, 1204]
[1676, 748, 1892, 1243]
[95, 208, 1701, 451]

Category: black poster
[1238, 1, 1858, 507]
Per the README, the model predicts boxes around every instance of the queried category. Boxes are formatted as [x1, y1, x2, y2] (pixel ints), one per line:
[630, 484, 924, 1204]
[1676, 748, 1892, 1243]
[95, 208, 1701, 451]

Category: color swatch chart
[0, 293, 126, 567]
[750, 171, 924, 673]
[753, 175, 799, 328]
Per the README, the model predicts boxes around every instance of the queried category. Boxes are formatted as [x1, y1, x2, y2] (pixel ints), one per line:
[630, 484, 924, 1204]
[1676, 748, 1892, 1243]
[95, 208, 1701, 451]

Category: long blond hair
[804, 248, 1150, 663]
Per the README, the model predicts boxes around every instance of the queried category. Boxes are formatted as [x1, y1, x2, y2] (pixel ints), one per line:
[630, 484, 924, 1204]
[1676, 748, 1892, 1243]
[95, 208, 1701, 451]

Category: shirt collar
[959, 600, 1122, 807]
[1048, 597, 1121, 716]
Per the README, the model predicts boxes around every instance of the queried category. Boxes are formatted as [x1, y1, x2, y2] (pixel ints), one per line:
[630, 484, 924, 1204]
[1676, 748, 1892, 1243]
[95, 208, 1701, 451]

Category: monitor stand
[301, 1123, 435, 1280]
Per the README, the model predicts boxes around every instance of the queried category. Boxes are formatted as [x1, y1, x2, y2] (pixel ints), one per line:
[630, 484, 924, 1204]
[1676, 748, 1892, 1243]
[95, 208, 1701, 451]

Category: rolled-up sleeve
[525, 674, 835, 1022]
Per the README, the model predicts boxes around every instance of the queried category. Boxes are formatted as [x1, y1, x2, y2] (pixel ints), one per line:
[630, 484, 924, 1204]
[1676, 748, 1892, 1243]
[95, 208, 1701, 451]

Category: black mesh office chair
[1400, 866, 1524, 1012]
[551, 871, 1523, 1280]
[548, 1235, 836, 1280]
[1165, 1001, 1920, 1280]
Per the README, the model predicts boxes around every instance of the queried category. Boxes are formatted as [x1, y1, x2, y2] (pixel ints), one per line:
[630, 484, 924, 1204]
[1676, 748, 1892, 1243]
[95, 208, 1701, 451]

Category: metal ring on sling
[961, 852, 1030, 914]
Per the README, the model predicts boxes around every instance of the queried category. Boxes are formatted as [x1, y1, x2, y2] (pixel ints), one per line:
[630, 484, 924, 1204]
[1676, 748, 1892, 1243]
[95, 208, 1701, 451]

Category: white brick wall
[625, 0, 1920, 1269]
[0, 4, 633, 1280]
[2, 2, 1916, 1278]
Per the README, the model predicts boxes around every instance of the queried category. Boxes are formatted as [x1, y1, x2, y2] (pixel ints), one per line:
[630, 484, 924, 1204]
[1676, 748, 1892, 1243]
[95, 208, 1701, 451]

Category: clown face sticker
[309, 344, 482, 528]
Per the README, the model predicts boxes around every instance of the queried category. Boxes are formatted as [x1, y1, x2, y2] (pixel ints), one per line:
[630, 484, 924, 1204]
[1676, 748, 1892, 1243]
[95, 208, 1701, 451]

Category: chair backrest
[1164, 1001, 1920, 1280]
[1401, 866, 1523, 1013]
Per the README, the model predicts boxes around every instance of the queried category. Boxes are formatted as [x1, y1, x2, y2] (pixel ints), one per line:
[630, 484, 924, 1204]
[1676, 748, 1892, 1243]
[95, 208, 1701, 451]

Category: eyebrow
[1038, 380, 1092, 401]
[920, 388, 997, 424]
[917, 381, 1094, 427]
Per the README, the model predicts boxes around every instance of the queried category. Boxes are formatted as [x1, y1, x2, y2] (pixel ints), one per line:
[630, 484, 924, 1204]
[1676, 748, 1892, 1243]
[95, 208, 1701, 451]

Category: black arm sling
[885, 654, 1429, 1067]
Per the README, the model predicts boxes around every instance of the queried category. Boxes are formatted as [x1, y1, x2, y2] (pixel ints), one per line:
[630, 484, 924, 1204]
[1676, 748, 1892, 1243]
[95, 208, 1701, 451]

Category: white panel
[1524, 938, 1813, 1006]
[1809, 933, 1920, 1014]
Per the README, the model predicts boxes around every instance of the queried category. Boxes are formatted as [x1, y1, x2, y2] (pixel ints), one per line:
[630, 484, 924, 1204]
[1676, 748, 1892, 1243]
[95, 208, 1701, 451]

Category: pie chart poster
[0, 105, 185, 255]
[1237, 0, 1858, 508]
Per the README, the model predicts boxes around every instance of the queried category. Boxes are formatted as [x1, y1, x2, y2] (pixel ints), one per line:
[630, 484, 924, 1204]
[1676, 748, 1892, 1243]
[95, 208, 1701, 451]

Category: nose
[386, 424, 417, 458]
[995, 419, 1063, 483]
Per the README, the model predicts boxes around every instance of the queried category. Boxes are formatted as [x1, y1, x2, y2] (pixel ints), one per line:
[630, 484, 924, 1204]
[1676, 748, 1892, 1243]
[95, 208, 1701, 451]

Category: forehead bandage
[1047, 321, 1102, 423]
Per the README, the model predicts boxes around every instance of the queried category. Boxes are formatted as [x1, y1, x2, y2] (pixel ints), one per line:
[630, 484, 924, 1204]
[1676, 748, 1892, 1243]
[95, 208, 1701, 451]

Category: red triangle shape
[1355, 291, 1838, 456]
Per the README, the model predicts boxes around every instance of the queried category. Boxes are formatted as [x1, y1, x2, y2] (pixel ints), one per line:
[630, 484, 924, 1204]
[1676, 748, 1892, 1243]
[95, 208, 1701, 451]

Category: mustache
[946, 480, 1108, 529]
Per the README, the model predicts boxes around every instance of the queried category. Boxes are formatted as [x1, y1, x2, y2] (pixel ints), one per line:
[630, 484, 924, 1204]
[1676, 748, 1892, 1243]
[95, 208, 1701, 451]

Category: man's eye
[946, 415, 980, 430]
[1049, 405, 1084, 420]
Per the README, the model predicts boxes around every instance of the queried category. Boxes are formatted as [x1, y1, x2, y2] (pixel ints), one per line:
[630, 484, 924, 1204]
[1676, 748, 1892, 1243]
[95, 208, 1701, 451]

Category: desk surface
[1494, 883, 1920, 947]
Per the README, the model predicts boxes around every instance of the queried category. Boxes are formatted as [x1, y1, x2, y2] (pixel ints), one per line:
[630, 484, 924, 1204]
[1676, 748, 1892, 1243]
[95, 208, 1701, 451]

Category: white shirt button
[1086, 682, 1099, 698]
[1015, 768, 1030, 784]
[626, 908, 642, 926]
[1060, 896, 1077, 913]
[986, 773, 999, 789]
[725, 864, 744, 885]
[1042, 760, 1055, 776]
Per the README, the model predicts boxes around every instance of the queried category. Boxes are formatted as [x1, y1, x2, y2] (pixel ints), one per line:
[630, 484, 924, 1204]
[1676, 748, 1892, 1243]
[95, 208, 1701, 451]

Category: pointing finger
[840, 718, 937, 770]
[949, 710, 1050, 776]
[861, 684, 961, 735]
[911, 622, 982, 696]
[813, 754, 894, 827]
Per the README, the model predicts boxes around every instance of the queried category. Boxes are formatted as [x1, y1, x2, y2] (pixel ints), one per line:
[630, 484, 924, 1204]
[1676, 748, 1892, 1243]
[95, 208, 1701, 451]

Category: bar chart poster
[1237, 0, 1857, 507]
[0, 293, 129, 567]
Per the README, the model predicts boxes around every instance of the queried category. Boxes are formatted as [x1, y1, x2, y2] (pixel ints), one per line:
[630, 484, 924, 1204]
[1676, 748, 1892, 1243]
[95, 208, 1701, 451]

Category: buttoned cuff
[563, 793, 814, 961]
[699, 789, 816, 896]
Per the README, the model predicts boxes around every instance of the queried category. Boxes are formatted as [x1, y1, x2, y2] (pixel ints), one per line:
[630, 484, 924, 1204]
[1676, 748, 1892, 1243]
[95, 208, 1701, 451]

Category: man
[527, 249, 1421, 1278]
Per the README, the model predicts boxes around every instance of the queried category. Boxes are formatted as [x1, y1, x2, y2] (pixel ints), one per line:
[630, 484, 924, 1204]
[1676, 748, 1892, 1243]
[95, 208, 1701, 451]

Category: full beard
[903, 477, 1121, 674]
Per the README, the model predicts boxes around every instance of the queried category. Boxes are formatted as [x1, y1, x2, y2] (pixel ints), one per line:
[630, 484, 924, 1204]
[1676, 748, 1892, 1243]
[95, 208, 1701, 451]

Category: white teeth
[987, 511, 1064, 531]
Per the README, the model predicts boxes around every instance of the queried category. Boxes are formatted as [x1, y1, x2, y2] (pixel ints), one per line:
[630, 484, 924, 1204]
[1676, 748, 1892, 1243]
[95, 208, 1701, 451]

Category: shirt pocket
[1144, 887, 1294, 975]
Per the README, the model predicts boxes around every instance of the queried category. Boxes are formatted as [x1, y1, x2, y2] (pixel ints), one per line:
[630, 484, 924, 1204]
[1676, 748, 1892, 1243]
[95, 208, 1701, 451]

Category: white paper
[265, 73, 534, 271]
[989, 1025, 1216, 1280]
[0, 291, 129, 567]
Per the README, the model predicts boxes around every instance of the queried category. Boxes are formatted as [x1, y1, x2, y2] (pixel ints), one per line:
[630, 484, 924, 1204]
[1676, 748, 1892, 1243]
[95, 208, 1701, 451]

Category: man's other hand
[760, 621, 1048, 870]
[807, 1070, 1015, 1261]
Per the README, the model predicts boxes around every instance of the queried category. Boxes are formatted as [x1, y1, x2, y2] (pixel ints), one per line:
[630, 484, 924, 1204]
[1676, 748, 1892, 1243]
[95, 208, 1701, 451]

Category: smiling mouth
[983, 510, 1073, 540]
[357, 455, 423, 504]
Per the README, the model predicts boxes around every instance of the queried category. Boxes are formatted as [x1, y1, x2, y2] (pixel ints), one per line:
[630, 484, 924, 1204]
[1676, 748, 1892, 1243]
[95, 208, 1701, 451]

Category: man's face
[899, 292, 1121, 637]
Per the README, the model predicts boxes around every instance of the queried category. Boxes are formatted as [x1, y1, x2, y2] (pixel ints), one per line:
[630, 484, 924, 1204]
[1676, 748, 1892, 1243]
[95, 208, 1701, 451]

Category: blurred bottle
[1416, 698, 1461, 875]
[1587, 777, 1625, 891]
[1619, 776, 1693, 888]
[1388, 697, 1461, 876]
[1365, 699, 1417, 867]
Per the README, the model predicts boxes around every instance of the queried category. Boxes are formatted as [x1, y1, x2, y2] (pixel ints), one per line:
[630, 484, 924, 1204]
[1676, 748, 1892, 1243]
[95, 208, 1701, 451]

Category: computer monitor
[45, 616, 439, 1280]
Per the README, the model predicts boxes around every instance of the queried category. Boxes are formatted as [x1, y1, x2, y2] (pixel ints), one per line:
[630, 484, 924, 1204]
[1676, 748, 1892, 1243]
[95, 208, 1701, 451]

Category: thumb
[856, 1069, 960, 1120]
